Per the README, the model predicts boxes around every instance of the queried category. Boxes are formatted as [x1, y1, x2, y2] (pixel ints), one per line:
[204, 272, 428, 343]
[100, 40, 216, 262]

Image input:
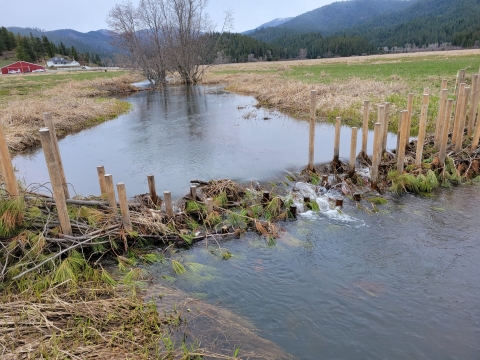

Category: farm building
[0, 61, 45, 75]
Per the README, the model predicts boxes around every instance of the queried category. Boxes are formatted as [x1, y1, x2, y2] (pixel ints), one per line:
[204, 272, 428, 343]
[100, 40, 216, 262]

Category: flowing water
[14, 86, 480, 359]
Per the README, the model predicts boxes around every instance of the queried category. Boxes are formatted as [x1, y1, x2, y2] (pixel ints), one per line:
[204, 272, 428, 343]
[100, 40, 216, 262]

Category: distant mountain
[7, 27, 115, 58]
[347, 0, 480, 47]
[242, 18, 294, 34]
[247, 0, 480, 50]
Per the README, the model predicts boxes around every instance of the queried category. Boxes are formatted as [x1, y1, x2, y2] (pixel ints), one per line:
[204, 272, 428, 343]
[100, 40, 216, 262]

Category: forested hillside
[7, 27, 114, 59]
[0, 27, 103, 66]
[348, 0, 480, 47]
[277, 0, 415, 35]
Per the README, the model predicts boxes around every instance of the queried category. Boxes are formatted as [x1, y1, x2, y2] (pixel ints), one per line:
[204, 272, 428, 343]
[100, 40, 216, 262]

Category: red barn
[1, 61, 45, 75]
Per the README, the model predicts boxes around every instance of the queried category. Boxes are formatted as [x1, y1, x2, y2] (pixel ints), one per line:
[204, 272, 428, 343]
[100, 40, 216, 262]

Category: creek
[13, 86, 480, 359]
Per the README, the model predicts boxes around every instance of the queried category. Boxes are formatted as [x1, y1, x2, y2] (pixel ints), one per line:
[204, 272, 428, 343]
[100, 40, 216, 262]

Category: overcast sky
[0, 0, 336, 33]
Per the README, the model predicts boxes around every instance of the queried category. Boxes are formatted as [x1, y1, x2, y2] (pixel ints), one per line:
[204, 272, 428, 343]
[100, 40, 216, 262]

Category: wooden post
[397, 111, 409, 173]
[381, 102, 390, 153]
[423, 87, 430, 95]
[362, 100, 370, 154]
[333, 117, 341, 162]
[405, 93, 414, 149]
[262, 191, 270, 204]
[439, 99, 454, 164]
[38, 128, 72, 236]
[454, 86, 470, 152]
[164, 191, 173, 216]
[371, 123, 382, 187]
[415, 101, 429, 166]
[471, 110, 480, 150]
[434, 89, 448, 150]
[396, 112, 403, 155]
[467, 74, 479, 137]
[349, 127, 358, 177]
[452, 83, 466, 145]
[377, 105, 385, 154]
[43, 112, 69, 199]
[441, 79, 448, 91]
[308, 90, 316, 171]
[454, 71, 465, 96]
[104, 174, 117, 209]
[97, 166, 107, 195]
[190, 185, 197, 200]
[289, 204, 297, 218]
[147, 175, 158, 204]
[205, 198, 213, 215]
[0, 121, 19, 197]
[117, 183, 133, 232]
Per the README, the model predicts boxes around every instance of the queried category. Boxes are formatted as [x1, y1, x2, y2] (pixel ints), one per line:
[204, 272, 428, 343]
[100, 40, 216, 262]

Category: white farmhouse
[46, 57, 80, 67]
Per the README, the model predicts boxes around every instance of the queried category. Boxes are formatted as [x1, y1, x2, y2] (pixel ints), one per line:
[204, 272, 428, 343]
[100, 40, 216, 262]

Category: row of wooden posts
[0, 112, 220, 237]
[308, 68, 480, 187]
[0, 69, 478, 236]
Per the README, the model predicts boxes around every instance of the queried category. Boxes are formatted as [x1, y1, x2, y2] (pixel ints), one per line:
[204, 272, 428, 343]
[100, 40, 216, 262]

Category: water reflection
[13, 85, 396, 198]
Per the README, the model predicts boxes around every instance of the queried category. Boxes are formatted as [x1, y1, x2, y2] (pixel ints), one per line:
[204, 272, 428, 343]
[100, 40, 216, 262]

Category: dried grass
[0, 73, 142, 153]
[204, 72, 407, 119]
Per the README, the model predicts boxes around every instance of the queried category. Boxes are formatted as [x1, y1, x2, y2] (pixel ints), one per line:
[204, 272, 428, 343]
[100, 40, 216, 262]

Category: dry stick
[308, 90, 316, 171]
[43, 112, 70, 199]
[467, 74, 479, 137]
[371, 123, 382, 187]
[147, 174, 158, 204]
[349, 127, 358, 178]
[434, 89, 448, 150]
[333, 117, 341, 162]
[361, 100, 370, 154]
[381, 102, 390, 153]
[164, 191, 173, 216]
[0, 120, 19, 197]
[415, 98, 430, 166]
[97, 166, 107, 195]
[104, 174, 117, 209]
[38, 128, 72, 236]
[405, 93, 414, 149]
[117, 183, 133, 232]
[439, 99, 455, 164]
[397, 111, 409, 174]
[452, 83, 466, 145]
[377, 105, 385, 154]
[454, 86, 471, 152]
[205, 198, 213, 215]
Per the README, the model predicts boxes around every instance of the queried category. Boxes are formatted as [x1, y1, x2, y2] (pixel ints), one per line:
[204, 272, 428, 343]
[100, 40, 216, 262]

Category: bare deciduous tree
[108, 0, 232, 86]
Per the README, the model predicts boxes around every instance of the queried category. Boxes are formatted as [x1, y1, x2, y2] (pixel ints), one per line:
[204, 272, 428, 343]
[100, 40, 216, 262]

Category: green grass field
[283, 55, 480, 92]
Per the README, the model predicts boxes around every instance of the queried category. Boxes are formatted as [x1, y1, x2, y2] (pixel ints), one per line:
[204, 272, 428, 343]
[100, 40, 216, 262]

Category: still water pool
[13, 85, 394, 198]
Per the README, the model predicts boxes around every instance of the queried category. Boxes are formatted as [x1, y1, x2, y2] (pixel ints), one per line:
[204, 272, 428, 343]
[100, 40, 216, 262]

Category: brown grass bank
[203, 71, 407, 122]
[0, 72, 144, 153]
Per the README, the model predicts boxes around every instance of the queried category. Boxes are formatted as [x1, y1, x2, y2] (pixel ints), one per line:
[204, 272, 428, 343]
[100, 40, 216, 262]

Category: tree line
[1, 26, 104, 66]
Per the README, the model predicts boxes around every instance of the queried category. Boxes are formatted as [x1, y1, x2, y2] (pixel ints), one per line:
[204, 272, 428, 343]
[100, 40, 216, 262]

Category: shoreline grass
[0, 71, 144, 154]
[204, 49, 480, 135]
